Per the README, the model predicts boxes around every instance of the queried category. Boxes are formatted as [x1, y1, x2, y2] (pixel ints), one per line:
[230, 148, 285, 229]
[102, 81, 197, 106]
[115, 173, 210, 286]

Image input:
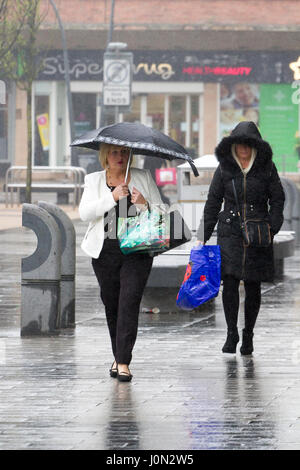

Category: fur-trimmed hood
[215, 121, 273, 169]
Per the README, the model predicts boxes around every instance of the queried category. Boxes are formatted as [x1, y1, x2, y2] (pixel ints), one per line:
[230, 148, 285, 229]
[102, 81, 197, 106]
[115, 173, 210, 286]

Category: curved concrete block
[38, 201, 76, 328]
[21, 204, 61, 336]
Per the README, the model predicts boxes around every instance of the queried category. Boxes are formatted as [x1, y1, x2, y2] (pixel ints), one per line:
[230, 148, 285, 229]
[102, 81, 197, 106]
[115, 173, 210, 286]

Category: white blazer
[79, 167, 164, 258]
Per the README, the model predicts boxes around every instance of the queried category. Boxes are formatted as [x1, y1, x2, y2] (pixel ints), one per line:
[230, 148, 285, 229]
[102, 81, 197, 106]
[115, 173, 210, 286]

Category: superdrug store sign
[37, 50, 299, 83]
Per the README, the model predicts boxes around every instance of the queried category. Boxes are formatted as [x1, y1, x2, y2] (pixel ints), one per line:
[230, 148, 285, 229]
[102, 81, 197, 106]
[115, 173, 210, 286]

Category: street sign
[103, 52, 133, 108]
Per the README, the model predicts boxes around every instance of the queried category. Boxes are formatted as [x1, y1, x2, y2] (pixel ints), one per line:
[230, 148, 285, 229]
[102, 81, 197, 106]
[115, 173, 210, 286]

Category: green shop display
[259, 84, 299, 172]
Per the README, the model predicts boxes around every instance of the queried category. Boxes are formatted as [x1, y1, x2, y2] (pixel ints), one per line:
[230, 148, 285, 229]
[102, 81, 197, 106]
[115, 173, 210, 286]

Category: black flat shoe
[117, 366, 132, 382]
[109, 362, 118, 378]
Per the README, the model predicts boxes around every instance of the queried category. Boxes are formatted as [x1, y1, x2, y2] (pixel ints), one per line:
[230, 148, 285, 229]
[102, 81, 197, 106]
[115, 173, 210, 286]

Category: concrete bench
[147, 231, 295, 286]
[4, 166, 86, 208]
[280, 177, 300, 245]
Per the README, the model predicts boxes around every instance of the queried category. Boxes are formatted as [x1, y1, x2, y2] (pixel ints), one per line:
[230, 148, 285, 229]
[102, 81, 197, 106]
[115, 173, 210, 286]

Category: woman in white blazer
[79, 143, 164, 382]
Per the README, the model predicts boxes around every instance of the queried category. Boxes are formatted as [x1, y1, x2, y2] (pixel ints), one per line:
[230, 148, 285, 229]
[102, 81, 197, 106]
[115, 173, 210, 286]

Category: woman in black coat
[197, 121, 285, 355]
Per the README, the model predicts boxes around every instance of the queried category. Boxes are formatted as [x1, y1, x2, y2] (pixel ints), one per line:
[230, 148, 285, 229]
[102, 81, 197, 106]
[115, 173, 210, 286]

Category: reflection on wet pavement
[0, 221, 299, 449]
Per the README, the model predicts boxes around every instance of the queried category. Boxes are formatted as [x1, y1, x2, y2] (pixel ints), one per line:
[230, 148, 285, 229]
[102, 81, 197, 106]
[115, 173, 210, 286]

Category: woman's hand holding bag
[112, 183, 129, 202]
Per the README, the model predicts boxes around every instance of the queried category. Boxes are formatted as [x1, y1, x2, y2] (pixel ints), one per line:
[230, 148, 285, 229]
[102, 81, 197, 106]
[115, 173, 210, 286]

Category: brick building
[2, 0, 300, 175]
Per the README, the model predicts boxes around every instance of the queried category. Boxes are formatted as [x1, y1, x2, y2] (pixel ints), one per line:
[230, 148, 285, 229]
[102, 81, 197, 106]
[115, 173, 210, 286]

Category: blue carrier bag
[176, 245, 221, 310]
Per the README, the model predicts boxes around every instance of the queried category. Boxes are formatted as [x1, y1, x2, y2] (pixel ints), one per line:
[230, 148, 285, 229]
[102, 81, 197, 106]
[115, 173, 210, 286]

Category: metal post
[49, 0, 76, 165]
[115, 105, 119, 123]
[107, 0, 116, 48]
[100, 0, 116, 127]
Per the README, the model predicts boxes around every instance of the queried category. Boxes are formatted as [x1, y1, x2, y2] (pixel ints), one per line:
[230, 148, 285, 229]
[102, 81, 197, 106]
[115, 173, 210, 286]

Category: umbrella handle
[125, 149, 133, 184]
[189, 159, 199, 177]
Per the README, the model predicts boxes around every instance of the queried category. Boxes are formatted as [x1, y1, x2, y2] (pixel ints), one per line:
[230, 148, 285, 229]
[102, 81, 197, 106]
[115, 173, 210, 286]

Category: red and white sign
[155, 168, 177, 186]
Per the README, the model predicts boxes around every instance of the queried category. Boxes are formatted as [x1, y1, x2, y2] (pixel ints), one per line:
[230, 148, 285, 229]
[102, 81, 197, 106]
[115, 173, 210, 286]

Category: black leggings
[222, 275, 261, 332]
[92, 239, 153, 365]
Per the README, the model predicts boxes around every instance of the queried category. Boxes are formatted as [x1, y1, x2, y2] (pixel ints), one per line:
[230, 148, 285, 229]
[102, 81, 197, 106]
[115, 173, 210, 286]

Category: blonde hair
[98, 143, 132, 169]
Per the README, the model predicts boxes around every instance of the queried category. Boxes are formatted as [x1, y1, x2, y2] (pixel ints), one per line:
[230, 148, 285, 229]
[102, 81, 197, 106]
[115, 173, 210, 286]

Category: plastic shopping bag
[118, 209, 170, 255]
[176, 245, 221, 310]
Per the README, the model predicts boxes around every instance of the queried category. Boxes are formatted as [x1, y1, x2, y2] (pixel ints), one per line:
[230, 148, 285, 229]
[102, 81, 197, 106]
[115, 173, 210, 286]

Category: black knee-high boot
[240, 280, 261, 355]
[240, 329, 254, 355]
[222, 276, 240, 353]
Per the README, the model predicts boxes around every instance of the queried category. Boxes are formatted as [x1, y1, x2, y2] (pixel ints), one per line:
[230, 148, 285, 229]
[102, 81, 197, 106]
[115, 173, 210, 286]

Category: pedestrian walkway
[0, 217, 300, 450]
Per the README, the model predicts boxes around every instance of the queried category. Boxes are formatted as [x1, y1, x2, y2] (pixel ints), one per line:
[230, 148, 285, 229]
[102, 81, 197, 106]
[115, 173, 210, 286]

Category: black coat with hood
[198, 121, 285, 282]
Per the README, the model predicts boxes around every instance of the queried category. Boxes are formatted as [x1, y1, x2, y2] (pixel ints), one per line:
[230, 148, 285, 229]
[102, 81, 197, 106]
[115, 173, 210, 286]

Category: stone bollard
[21, 203, 61, 336]
[38, 201, 76, 328]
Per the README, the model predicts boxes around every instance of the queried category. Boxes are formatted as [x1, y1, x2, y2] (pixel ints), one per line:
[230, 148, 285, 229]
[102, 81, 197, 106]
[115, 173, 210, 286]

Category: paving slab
[0, 218, 299, 450]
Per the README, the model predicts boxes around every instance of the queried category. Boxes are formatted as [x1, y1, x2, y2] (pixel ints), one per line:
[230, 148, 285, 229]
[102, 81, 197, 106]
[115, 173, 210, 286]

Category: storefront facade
[28, 48, 300, 173]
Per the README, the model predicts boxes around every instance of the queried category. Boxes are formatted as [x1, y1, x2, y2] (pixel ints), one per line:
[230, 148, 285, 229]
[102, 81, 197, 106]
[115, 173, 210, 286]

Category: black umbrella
[70, 122, 199, 177]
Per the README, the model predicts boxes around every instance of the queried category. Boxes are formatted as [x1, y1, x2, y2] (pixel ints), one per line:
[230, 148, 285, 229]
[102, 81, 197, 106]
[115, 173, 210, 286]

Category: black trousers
[92, 239, 153, 365]
[222, 275, 261, 332]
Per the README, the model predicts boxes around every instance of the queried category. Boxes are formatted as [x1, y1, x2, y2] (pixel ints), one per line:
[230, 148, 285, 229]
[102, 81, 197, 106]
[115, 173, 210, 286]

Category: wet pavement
[0, 218, 300, 450]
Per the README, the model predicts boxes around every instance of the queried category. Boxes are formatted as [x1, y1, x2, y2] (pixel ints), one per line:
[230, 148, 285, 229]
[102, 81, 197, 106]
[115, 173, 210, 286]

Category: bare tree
[16, 1, 45, 202]
[0, 0, 47, 202]
[0, 1, 31, 66]
[0, 0, 6, 15]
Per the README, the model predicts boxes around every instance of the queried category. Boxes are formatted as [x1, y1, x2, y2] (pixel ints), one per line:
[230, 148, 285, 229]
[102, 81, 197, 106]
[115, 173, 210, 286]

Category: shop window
[146, 94, 164, 131]
[169, 96, 186, 148]
[122, 95, 142, 123]
[73, 93, 99, 171]
[72, 93, 97, 137]
[219, 82, 299, 172]
[219, 82, 260, 139]
[34, 95, 50, 166]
